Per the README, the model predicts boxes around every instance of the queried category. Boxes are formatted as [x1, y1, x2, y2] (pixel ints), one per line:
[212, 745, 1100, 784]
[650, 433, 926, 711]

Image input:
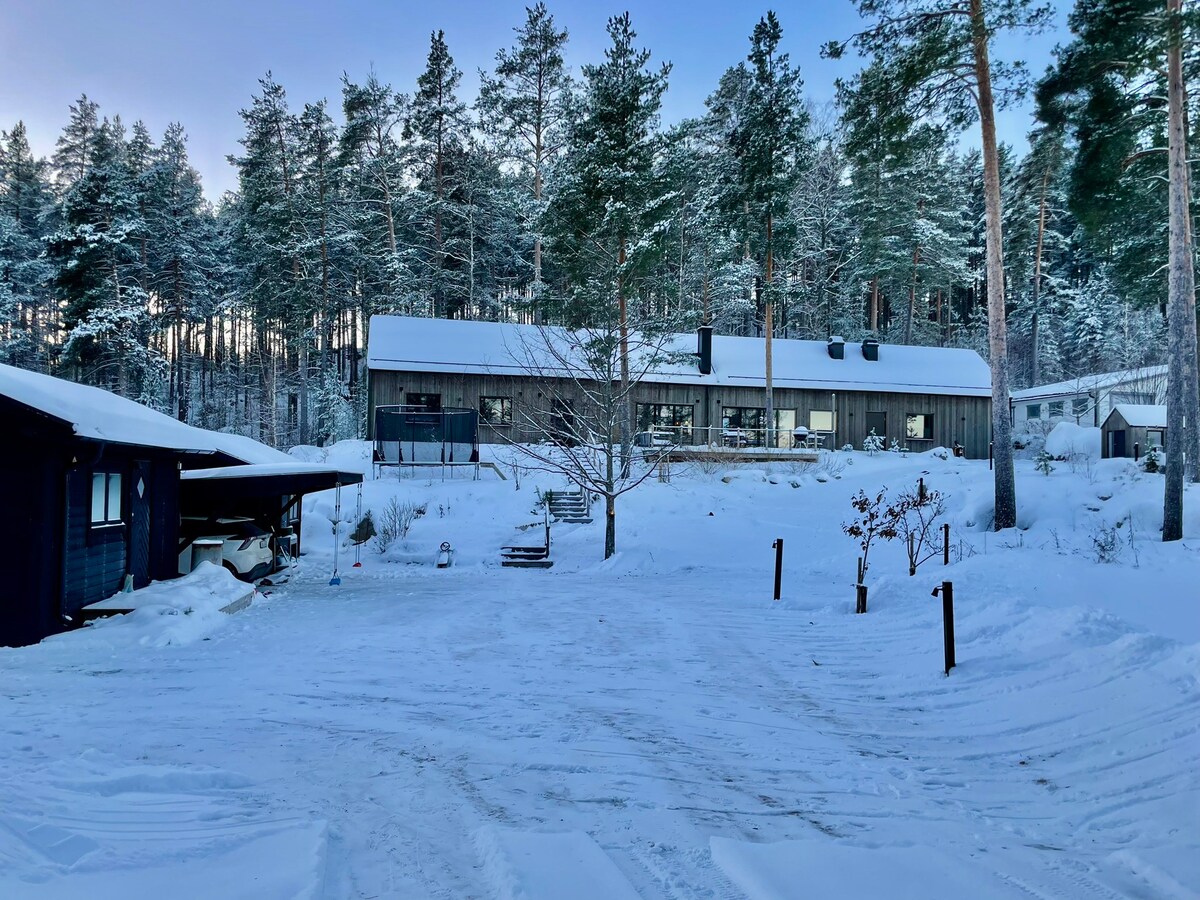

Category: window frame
[905, 413, 934, 441]
[1026, 403, 1042, 420]
[404, 392, 442, 412]
[479, 396, 513, 426]
[1048, 400, 1064, 418]
[91, 471, 123, 528]
[808, 409, 835, 432]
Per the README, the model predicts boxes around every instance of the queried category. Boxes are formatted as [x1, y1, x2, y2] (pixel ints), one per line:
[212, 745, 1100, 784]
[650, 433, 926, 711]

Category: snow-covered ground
[1, 444, 1197, 898]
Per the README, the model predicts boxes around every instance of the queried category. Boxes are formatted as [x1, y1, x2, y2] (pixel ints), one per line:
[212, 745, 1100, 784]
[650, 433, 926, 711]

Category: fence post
[942, 523, 950, 565]
[932, 581, 955, 675]
[772, 538, 784, 601]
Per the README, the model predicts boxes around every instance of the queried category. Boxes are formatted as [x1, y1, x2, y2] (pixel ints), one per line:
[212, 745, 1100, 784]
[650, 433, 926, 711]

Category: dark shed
[0, 364, 353, 647]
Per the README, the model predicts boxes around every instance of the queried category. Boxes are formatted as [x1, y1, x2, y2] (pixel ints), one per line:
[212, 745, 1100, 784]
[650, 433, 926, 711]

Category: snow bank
[74, 563, 252, 648]
[1045, 422, 1101, 458]
[476, 828, 641, 900]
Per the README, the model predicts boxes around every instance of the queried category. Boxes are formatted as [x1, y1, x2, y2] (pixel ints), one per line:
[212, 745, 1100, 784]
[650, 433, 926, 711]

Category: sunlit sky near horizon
[0, 0, 1069, 199]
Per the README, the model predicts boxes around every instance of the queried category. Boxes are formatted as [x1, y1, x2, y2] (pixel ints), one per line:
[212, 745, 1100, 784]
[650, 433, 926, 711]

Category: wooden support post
[856, 583, 868, 615]
[908, 534, 916, 576]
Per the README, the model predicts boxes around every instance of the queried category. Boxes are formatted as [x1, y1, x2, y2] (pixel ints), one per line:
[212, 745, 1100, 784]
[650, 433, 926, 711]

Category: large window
[91, 471, 122, 526]
[480, 396, 512, 426]
[405, 392, 441, 412]
[722, 407, 764, 446]
[906, 413, 934, 441]
[1048, 401, 1064, 418]
[637, 403, 693, 441]
[1072, 397, 1090, 418]
[809, 410, 835, 432]
[1026, 403, 1042, 420]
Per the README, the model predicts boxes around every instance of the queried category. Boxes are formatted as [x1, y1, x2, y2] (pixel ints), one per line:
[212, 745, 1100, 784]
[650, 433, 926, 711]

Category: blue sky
[0, 0, 1068, 199]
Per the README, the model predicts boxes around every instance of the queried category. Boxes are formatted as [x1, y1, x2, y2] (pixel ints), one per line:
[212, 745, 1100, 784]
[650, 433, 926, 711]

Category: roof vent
[827, 336, 845, 360]
[861, 338, 880, 362]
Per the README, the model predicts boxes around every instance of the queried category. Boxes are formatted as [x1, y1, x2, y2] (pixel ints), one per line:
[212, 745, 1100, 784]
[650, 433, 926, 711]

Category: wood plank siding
[369, 370, 993, 459]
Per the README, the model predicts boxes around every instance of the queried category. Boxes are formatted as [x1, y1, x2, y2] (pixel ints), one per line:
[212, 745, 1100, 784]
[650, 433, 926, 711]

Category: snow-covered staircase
[547, 488, 592, 524]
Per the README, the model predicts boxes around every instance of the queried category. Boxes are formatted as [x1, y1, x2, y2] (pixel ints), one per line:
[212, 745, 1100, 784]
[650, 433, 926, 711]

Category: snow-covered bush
[840, 443, 854, 453]
[1143, 445, 1162, 473]
[1035, 449, 1055, 476]
[376, 499, 427, 552]
[862, 429, 884, 456]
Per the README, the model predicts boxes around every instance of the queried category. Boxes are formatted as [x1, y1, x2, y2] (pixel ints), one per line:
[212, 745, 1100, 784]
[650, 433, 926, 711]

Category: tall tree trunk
[1030, 168, 1049, 386]
[970, 0, 1017, 530]
[869, 276, 879, 332]
[1163, 0, 1200, 538]
[764, 212, 775, 448]
[618, 238, 631, 475]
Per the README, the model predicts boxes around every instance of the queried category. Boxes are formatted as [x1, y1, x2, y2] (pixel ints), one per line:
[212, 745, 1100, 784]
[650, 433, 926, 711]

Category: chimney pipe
[861, 338, 880, 362]
[827, 335, 845, 360]
[697, 325, 713, 375]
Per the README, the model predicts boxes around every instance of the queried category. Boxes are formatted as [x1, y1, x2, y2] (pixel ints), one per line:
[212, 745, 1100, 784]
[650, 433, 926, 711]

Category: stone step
[501, 559, 555, 569]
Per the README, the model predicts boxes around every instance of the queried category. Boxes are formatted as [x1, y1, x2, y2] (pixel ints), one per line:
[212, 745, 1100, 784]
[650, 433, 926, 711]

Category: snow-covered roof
[367, 316, 992, 398]
[1108, 404, 1167, 428]
[1012, 366, 1168, 402]
[181, 462, 358, 482]
[0, 362, 290, 463]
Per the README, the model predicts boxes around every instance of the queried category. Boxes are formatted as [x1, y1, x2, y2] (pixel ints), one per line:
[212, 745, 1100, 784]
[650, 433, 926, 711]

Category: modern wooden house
[0, 363, 360, 648]
[366, 316, 994, 457]
[1100, 404, 1167, 459]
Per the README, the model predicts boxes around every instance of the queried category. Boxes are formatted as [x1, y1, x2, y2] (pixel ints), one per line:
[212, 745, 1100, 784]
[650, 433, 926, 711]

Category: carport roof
[181, 463, 363, 502]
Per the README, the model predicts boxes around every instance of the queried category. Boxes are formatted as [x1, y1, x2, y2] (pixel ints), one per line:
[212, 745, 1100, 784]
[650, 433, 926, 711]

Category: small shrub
[375, 498, 427, 553]
[841, 443, 854, 453]
[1035, 449, 1055, 476]
[862, 429, 884, 456]
[1143, 445, 1162, 473]
[1091, 525, 1122, 564]
[350, 511, 377, 546]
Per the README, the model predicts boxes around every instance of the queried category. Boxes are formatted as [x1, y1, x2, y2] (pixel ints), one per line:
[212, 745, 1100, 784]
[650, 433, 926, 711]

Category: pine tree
[828, 0, 1054, 531]
[408, 30, 470, 319]
[544, 12, 672, 487]
[478, 2, 572, 306]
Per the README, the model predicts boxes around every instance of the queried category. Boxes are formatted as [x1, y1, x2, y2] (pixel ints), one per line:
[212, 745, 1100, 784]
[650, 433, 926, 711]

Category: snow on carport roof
[181, 462, 363, 482]
[367, 316, 992, 397]
[0, 362, 290, 463]
[1110, 404, 1167, 428]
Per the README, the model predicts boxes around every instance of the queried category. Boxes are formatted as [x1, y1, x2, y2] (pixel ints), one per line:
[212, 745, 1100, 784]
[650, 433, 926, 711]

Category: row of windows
[1027, 398, 1091, 419]
[469, 393, 936, 440]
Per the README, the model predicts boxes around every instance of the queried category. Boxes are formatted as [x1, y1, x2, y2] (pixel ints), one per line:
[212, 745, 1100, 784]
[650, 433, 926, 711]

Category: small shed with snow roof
[0, 363, 359, 647]
[1100, 404, 1167, 459]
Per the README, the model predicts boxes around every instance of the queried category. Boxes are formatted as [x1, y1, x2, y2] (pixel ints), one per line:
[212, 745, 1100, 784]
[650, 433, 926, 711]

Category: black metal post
[1134, 442, 1140, 462]
[918, 477, 926, 502]
[943, 523, 950, 565]
[772, 538, 784, 601]
[932, 580, 956, 675]
[988, 441, 993, 470]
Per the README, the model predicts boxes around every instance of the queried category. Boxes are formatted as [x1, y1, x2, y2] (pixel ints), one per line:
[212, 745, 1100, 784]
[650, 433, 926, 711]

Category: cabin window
[480, 396, 512, 425]
[1026, 403, 1042, 419]
[1147, 429, 1165, 448]
[1048, 401, 1064, 417]
[637, 403, 694, 441]
[405, 392, 441, 412]
[91, 472, 123, 526]
[906, 413, 934, 441]
[1072, 398, 1090, 417]
[809, 410, 835, 432]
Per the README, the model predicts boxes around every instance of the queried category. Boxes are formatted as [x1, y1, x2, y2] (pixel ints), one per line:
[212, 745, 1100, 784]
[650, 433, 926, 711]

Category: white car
[179, 517, 274, 582]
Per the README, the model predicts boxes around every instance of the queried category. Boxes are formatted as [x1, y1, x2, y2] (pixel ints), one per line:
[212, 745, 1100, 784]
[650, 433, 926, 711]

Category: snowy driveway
[3, 550, 1194, 898]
